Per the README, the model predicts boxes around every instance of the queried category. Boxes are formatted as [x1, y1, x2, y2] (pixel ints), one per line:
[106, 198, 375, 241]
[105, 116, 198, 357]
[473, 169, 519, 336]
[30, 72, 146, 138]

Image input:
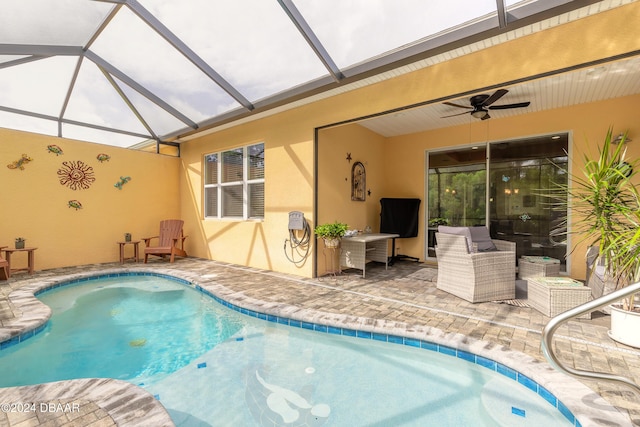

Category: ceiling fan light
[471, 110, 488, 119]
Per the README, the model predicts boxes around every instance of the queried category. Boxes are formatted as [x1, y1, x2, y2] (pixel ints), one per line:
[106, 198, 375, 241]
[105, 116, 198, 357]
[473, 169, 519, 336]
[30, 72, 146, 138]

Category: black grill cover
[379, 198, 421, 238]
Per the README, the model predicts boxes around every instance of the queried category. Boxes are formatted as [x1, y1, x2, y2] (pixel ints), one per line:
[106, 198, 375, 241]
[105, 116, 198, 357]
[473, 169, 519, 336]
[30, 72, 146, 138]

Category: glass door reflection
[489, 137, 568, 269]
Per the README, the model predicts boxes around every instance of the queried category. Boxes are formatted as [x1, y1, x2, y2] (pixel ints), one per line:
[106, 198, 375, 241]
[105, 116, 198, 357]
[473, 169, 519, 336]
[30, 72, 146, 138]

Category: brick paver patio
[1, 258, 639, 426]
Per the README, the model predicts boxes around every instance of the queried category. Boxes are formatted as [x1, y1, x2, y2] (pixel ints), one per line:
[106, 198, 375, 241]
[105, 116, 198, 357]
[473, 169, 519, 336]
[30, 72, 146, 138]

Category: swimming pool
[0, 273, 577, 426]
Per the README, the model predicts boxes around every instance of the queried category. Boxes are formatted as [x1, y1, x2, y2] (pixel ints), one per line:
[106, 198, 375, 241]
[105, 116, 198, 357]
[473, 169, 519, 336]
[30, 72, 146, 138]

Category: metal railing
[541, 281, 640, 394]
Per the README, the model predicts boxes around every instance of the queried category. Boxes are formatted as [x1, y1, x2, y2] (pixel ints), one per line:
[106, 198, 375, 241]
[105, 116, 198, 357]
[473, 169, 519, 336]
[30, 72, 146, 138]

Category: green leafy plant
[15, 237, 25, 243]
[549, 127, 639, 311]
[428, 217, 449, 227]
[314, 221, 348, 240]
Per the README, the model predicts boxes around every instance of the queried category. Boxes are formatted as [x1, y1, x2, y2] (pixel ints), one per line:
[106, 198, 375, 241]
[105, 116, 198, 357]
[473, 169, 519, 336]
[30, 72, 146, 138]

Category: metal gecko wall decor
[57, 160, 96, 190]
[114, 176, 131, 189]
[7, 154, 33, 170]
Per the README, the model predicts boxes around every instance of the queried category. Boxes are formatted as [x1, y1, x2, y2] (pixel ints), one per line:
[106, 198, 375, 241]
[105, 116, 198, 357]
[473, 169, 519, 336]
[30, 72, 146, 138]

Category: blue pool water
[0, 274, 575, 427]
[0, 276, 243, 387]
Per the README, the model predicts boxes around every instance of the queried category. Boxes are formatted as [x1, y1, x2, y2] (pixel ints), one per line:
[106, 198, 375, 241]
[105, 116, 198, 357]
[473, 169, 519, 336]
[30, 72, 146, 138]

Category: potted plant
[314, 221, 348, 248]
[428, 217, 449, 227]
[550, 128, 640, 347]
[15, 237, 25, 249]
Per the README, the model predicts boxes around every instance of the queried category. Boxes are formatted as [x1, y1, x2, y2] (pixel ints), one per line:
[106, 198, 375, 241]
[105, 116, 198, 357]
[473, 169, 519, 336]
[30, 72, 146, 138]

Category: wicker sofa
[435, 227, 516, 303]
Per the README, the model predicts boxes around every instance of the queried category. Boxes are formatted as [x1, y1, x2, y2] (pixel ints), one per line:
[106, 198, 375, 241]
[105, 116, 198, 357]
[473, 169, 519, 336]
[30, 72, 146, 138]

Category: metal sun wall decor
[351, 161, 366, 201]
[57, 160, 96, 190]
[7, 154, 33, 170]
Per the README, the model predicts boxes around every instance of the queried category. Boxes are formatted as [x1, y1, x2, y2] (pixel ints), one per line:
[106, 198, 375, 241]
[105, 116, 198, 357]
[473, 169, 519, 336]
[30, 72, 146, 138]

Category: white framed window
[204, 142, 264, 219]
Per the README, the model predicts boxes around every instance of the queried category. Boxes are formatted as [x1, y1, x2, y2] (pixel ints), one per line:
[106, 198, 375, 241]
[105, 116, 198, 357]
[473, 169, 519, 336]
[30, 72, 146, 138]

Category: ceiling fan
[441, 89, 530, 120]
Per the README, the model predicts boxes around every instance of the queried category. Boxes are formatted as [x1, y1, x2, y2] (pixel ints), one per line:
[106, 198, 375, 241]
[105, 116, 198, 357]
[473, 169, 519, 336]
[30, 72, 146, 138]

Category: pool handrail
[541, 280, 640, 394]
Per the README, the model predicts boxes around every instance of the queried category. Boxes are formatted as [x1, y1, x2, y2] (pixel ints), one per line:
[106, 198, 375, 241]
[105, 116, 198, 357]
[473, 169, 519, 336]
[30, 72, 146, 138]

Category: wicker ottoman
[528, 277, 591, 319]
[518, 256, 561, 279]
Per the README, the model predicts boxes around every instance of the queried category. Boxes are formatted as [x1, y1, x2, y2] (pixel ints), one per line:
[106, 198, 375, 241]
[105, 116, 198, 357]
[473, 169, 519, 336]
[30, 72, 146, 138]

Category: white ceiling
[356, 54, 640, 137]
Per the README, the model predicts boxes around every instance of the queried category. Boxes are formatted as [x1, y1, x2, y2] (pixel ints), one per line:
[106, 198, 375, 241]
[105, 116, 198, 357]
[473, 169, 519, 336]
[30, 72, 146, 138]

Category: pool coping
[0, 266, 634, 427]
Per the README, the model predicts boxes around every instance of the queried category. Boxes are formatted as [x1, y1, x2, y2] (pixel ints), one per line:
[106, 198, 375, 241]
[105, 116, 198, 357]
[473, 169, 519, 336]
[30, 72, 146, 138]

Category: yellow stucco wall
[1, 128, 180, 271]
[179, 113, 317, 276]
[317, 124, 387, 230]
[315, 124, 387, 275]
[179, 2, 640, 278]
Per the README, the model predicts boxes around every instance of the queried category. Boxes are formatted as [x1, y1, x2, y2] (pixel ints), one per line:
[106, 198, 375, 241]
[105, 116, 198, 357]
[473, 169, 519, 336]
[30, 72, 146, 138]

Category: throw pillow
[469, 226, 498, 252]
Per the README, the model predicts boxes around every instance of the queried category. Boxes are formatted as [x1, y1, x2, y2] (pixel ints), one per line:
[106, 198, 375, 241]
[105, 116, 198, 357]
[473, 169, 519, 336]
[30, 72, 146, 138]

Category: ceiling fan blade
[488, 101, 531, 110]
[441, 111, 470, 118]
[443, 101, 471, 109]
[481, 89, 508, 107]
[481, 113, 491, 120]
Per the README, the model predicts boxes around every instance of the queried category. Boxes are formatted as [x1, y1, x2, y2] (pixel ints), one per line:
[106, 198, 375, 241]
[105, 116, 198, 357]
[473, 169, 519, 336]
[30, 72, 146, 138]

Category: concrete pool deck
[0, 257, 639, 426]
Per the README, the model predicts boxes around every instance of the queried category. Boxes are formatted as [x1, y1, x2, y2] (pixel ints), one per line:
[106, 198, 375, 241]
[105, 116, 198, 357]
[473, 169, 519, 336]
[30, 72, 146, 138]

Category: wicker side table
[528, 277, 591, 319]
[518, 256, 560, 279]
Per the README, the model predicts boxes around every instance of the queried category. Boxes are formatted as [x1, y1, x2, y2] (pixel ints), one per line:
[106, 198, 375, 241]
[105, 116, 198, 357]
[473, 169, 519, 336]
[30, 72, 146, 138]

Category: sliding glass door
[488, 136, 568, 267]
[427, 135, 568, 270]
[427, 146, 487, 257]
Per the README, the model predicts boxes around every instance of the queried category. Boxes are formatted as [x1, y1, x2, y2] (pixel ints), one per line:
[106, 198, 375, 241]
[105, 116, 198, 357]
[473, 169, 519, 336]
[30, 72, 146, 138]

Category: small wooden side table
[117, 241, 140, 264]
[3, 247, 38, 278]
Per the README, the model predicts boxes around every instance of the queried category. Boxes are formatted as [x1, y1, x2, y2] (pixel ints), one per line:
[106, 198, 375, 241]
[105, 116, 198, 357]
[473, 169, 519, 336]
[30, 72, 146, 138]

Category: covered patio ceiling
[0, 0, 634, 151]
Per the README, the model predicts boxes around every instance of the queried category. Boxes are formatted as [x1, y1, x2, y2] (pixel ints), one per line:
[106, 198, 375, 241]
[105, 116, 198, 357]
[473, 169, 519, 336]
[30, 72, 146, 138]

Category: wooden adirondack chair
[143, 220, 188, 263]
[0, 250, 8, 280]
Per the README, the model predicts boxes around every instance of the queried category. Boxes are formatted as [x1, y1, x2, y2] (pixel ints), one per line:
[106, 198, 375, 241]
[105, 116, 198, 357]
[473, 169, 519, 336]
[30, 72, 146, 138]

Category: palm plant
[549, 127, 639, 311]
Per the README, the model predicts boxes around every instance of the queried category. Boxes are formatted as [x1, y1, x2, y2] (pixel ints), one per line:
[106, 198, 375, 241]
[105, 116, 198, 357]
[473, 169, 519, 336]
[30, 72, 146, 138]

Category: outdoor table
[528, 276, 591, 319]
[340, 233, 399, 278]
[117, 241, 140, 264]
[518, 256, 561, 279]
[2, 247, 38, 278]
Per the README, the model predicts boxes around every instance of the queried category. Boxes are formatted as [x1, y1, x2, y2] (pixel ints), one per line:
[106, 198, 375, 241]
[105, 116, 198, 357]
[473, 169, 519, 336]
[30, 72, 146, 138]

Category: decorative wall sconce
[351, 161, 366, 201]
